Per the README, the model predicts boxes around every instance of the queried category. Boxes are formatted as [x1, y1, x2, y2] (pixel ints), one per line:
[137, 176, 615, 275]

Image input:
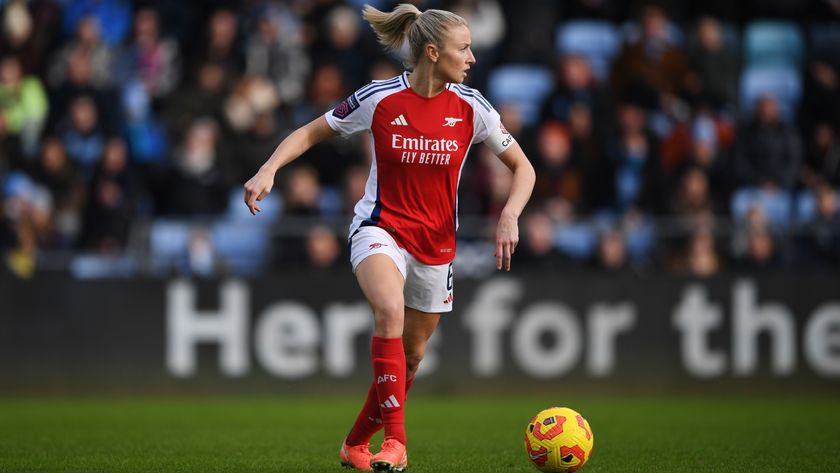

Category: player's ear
[426, 43, 439, 63]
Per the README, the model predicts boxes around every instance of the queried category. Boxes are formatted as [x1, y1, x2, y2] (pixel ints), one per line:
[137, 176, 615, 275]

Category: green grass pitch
[1, 395, 838, 472]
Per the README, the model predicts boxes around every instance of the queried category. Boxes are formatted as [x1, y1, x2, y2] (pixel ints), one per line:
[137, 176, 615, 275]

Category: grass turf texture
[1, 396, 838, 472]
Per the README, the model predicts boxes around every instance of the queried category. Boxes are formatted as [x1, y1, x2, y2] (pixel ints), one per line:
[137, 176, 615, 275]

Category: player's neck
[406, 67, 447, 98]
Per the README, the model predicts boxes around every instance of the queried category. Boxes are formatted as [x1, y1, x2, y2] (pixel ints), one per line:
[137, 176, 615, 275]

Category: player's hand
[243, 169, 275, 215]
[495, 211, 519, 271]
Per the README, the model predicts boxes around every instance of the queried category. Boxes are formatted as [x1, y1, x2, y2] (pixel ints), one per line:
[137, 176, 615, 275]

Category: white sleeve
[324, 90, 373, 137]
[472, 95, 515, 155]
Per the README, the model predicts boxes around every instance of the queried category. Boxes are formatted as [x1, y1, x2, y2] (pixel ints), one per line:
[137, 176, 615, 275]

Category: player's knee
[372, 299, 403, 320]
[371, 299, 404, 336]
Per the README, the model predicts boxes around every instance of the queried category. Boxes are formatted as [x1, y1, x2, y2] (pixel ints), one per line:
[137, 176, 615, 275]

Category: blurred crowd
[1, 0, 839, 279]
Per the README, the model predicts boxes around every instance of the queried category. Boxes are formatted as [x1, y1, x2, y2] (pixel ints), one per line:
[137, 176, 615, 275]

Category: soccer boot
[370, 438, 407, 472]
[340, 437, 373, 471]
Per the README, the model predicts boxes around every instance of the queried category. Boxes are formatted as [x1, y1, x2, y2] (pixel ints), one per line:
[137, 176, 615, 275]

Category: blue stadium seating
[69, 254, 137, 279]
[731, 187, 793, 228]
[795, 190, 818, 225]
[149, 219, 191, 274]
[211, 221, 271, 276]
[739, 66, 802, 122]
[744, 20, 804, 68]
[555, 20, 621, 81]
[619, 19, 685, 46]
[554, 222, 598, 260]
[794, 188, 840, 224]
[486, 64, 554, 127]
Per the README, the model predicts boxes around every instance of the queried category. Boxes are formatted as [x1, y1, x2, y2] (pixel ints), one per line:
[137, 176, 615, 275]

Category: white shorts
[349, 226, 454, 313]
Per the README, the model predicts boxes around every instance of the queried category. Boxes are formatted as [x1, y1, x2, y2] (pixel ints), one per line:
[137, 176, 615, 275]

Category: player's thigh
[350, 226, 406, 315]
[355, 253, 405, 316]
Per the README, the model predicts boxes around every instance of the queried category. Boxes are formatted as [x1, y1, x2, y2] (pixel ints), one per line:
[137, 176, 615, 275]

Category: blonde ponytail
[362, 3, 467, 68]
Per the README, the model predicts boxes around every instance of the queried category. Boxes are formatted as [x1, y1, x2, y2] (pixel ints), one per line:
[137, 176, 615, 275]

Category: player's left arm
[494, 141, 536, 271]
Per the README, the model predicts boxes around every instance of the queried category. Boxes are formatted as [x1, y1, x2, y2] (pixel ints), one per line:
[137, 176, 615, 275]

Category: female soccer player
[243, 4, 535, 471]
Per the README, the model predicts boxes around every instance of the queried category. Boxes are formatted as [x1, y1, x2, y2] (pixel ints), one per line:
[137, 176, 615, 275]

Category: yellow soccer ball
[524, 407, 594, 472]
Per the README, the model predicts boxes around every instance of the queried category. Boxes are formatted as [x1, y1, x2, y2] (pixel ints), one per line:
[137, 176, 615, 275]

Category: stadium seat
[70, 254, 137, 279]
[555, 20, 621, 81]
[554, 222, 598, 260]
[730, 187, 793, 228]
[744, 20, 804, 68]
[795, 188, 840, 224]
[794, 190, 817, 225]
[149, 219, 191, 274]
[619, 20, 684, 46]
[624, 218, 656, 260]
[486, 65, 554, 127]
[211, 222, 271, 276]
[739, 66, 802, 122]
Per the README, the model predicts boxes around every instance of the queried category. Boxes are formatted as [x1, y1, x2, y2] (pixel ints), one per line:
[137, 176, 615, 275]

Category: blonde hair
[362, 3, 467, 68]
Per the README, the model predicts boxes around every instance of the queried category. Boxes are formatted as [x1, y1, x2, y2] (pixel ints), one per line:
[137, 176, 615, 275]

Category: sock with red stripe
[371, 336, 406, 444]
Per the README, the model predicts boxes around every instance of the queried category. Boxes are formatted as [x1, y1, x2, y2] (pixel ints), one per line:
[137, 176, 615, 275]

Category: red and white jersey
[325, 72, 515, 265]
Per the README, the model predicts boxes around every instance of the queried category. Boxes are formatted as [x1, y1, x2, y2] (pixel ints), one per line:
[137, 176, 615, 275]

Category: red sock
[346, 382, 380, 446]
[371, 336, 406, 444]
[346, 374, 416, 446]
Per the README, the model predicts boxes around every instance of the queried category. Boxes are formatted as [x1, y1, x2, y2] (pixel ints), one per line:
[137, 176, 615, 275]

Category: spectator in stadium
[670, 165, 716, 225]
[56, 95, 105, 177]
[672, 226, 722, 277]
[311, 5, 368, 88]
[48, 15, 114, 91]
[282, 164, 322, 216]
[115, 8, 180, 99]
[245, 3, 310, 106]
[243, 5, 534, 470]
[223, 74, 280, 134]
[230, 111, 286, 186]
[167, 117, 229, 216]
[516, 209, 571, 269]
[731, 206, 783, 270]
[796, 180, 840, 268]
[30, 137, 85, 247]
[541, 55, 611, 135]
[189, 9, 243, 81]
[732, 94, 803, 190]
[0, 55, 48, 157]
[0, 110, 23, 172]
[532, 121, 585, 214]
[592, 226, 630, 272]
[60, 0, 132, 48]
[80, 137, 135, 252]
[687, 16, 739, 109]
[601, 99, 665, 214]
[164, 61, 228, 141]
[305, 224, 343, 269]
[610, 4, 692, 111]
[801, 59, 840, 137]
[47, 46, 118, 134]
[2, 171, 53, 278]
[0, 0, 58, 78]
[292, 62, 347, 127]
[801, 123, 840, 188]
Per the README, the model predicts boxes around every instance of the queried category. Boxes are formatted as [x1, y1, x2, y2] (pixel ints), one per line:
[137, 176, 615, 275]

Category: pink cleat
[370, 438, 407, 472]
[341, 438, 373, 471]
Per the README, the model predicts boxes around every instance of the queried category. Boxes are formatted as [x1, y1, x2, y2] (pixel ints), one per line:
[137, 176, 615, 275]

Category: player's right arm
[243, 115, 337, 215]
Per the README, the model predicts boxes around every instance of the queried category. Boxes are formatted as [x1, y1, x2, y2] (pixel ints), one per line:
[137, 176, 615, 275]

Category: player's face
[437, 25, 475, 83]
